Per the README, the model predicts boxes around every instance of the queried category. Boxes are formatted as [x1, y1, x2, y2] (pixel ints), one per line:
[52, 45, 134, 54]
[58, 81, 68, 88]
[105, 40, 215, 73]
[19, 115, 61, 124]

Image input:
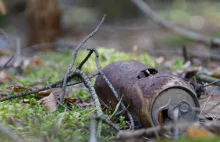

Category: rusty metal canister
[94, 60, 200, 137]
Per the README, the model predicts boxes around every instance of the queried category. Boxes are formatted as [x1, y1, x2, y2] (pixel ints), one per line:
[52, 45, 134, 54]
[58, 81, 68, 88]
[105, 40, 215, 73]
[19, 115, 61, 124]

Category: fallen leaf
[64, 97, 83, 110]
[7, 85, 30, 93]
[212, 67, 220, 79]
[64, 98, 80, 104]
[186, 124, 215, 139]
[32, 56, 43, 66]
[37, 89, 52, 99]
[38, 92, 58, 112]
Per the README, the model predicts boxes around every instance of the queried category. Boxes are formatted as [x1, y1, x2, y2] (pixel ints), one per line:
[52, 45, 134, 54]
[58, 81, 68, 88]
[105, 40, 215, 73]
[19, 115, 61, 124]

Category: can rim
[150, 85, 200, 137]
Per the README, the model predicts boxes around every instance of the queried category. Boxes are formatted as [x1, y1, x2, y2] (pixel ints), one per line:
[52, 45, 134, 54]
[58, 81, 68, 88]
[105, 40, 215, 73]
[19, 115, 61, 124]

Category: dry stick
[0, 122, 21, 142]
[65, 72, 99, 87]
[0, 71, 76, 102]
[75, 69, 103, 138]
[0, 55, 14, 72]
[61, 15, 106, 103]
[92, 49, 135, 130]
[89, 118, 97, 142]
[197, 74, 220, 86]
[117, 121, 220, 140]
[131, 0, 220, 46]
[77, 49, 94, 69]
[0, 71, 98, 102]
[93, 116, 119, 132]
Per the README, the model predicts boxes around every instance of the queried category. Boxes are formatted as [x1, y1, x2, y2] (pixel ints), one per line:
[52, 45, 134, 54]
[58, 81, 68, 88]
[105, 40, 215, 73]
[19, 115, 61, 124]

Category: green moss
[0, 47, 155, 141]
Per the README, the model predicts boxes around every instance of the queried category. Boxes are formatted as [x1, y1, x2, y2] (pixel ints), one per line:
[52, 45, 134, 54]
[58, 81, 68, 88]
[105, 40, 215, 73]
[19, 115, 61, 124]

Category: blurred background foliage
[1, 0, 220, 47]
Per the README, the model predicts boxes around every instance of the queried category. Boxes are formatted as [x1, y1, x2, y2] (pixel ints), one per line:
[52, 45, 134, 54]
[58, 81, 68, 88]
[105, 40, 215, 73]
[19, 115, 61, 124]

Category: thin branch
[91, 48, 135, 130]
[75, 69, 103, 138]
[132, 0, 220, 46]
[77, 49, 94, 69]
[75, 69, 103, 116]
[0, 70, 75, 102]
[0, 71, 99, 102]
[89, 118, 97, 142]
[197, 74, 220, 86]
[117, 121, 220, 140]
[0, 55, 14, 72]
[61, 15, 106, 102]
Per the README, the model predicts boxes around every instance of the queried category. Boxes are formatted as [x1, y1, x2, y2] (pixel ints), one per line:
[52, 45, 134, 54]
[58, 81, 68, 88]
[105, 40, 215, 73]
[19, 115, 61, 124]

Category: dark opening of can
[158, 109, 172, 125]
[137, 68, 158, 79]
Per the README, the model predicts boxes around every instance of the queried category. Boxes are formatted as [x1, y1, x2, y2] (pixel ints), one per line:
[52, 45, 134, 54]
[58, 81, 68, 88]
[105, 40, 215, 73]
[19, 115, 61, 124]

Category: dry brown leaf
[7, 85, 29, 93]
[212, 67, 220, 79]
[37, 89, 52, 99]
[186, 124, 215, 139]
[38, 92, 57, 112]
[32, 56, 43, 66]
[64, 98, 79, 104]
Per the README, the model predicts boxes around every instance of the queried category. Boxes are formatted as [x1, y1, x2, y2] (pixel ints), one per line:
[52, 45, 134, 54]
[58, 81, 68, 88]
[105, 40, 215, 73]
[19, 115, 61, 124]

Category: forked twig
[61, 15, 106, 102]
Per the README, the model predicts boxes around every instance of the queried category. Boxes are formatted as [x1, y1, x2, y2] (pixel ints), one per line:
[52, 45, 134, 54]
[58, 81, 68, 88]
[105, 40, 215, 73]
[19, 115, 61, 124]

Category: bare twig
[91, 48, 135, 130]
[132, 0, 220, 46]
[0, 55, 14, 72]
[65, 72, 99, 87]
[197, 74, 220, 86]
[182, 45, 189, 63]
[15, 37, 21, 67]
[0, 71, 99, 102]
[77, 49, 94, 69]
[75, 69, 103, 116]
[61, 15, 106, 103]
[75, 69, 103, 138]
[89, 118, 97, 142]
[117, 121, 220, 140]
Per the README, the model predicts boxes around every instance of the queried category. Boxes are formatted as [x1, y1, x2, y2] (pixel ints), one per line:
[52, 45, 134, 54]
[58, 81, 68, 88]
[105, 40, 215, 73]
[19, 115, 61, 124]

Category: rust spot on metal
[94, 60, 200, 137]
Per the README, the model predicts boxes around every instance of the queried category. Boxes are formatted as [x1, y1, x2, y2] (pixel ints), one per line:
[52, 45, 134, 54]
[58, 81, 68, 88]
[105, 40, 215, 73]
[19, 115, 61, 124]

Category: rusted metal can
[94, 60, 200, 137]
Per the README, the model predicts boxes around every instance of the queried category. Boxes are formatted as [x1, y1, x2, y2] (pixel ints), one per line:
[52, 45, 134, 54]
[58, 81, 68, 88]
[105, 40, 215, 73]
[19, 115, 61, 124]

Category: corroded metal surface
[94, 60, 200, 136]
